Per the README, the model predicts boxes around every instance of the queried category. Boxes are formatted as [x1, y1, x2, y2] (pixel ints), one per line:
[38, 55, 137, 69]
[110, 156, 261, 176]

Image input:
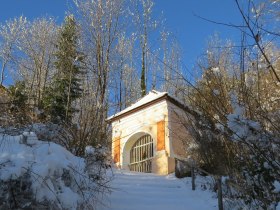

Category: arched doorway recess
[129, 134, 154, 173]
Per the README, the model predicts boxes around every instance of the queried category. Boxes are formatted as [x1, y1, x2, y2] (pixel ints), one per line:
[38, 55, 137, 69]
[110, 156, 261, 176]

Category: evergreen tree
[43, 15, 84, 122]
[141, 51, 146, 97]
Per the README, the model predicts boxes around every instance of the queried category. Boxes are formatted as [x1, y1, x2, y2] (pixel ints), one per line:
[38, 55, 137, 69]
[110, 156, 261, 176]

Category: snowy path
[98, 170, 218, 210]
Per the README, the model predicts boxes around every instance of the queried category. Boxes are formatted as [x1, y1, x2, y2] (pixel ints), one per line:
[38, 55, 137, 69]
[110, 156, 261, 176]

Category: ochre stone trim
[157, 120, 165, 151]
[113, 136, 121, 163]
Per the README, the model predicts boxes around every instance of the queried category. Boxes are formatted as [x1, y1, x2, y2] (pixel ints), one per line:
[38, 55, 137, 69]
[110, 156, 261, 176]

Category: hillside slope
[99, 170, 217, 210]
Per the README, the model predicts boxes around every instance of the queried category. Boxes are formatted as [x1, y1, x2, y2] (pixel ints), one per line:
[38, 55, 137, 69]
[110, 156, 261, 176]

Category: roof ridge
[129, 90, 163, 106]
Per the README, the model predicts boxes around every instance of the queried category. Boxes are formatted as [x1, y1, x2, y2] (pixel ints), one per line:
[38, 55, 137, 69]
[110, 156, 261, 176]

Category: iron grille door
[129, 134, 153, 173]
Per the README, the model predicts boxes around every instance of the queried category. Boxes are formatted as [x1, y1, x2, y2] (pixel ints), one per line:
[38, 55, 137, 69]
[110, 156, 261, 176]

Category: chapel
[107, 90, 191, 175]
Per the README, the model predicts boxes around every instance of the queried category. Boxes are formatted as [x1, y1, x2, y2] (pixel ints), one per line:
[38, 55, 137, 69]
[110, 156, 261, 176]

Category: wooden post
[191, 166, 195, 191]
[216, 176, 224, 210]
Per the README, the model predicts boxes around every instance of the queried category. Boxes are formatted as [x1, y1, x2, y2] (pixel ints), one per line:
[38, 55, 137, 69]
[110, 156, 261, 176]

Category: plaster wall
[167, 101, 192, 160]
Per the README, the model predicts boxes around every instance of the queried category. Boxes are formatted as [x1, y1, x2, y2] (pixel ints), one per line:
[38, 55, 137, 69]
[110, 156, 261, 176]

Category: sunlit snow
[99, 170, 217, 210]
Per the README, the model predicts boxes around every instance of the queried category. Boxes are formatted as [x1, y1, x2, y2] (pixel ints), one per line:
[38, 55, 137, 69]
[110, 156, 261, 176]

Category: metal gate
[129, 134, 154, 173]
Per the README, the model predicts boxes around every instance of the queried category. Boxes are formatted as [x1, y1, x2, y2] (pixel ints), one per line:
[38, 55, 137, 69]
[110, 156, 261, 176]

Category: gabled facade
[107, 90, 190, 175]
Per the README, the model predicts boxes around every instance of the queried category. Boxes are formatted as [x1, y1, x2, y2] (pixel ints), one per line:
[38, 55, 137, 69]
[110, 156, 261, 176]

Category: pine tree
[141, 50, 146, 97]
[43, 15, 84, 122]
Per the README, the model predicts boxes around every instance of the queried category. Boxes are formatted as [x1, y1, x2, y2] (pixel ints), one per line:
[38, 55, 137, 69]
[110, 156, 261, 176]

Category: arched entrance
[129, 134, 154, 173]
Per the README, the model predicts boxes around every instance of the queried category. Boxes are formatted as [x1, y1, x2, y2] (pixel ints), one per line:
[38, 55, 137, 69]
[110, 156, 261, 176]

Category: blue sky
[0, 0, 243, 75]
[155, 1, 242, 69]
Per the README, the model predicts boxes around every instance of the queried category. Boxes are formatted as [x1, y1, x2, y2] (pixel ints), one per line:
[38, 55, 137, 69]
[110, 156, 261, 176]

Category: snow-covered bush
[182, 87, 280, 209]
[218, 94, 280, 209]
[0, 132, 112, 210]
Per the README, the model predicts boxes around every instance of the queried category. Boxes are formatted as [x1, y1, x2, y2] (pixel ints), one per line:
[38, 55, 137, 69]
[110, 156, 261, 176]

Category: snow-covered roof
[107, 90, 184, 122]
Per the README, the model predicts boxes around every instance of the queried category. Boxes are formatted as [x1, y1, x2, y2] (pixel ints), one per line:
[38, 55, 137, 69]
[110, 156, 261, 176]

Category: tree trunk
[191, 166, 195, 191]
[141, 46, 146, 97]
[0, 61, 7, 86]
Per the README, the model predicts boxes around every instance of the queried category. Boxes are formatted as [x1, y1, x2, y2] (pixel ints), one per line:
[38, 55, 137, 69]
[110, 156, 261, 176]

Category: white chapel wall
[111, 100, 169, 171]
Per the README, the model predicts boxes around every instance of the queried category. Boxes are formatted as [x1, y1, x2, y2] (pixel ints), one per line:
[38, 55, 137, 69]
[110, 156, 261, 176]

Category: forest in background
[0, 0, 280, 209]
[0, 0, 186, 149]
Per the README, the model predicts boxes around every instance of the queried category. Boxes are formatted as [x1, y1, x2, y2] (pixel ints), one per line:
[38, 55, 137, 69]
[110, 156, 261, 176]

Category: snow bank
[0, 132, 105, 209]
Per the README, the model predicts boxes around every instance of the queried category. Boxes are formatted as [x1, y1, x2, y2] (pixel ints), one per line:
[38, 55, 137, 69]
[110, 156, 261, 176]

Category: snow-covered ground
[0, 132, 108, 209]
[0, 132, 218, 210]
[99, 170, 218, 210]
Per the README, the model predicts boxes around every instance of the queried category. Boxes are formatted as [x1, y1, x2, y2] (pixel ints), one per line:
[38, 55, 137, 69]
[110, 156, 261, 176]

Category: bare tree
[0, 17, 27, 85]
[14, 17, 58, 108]
[235, 0, 280, 82]
[131, 0, 157, 96]
[112, 33, 140, 111]
[72, 0, 127, 144]
[74, 0, 125, 105]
